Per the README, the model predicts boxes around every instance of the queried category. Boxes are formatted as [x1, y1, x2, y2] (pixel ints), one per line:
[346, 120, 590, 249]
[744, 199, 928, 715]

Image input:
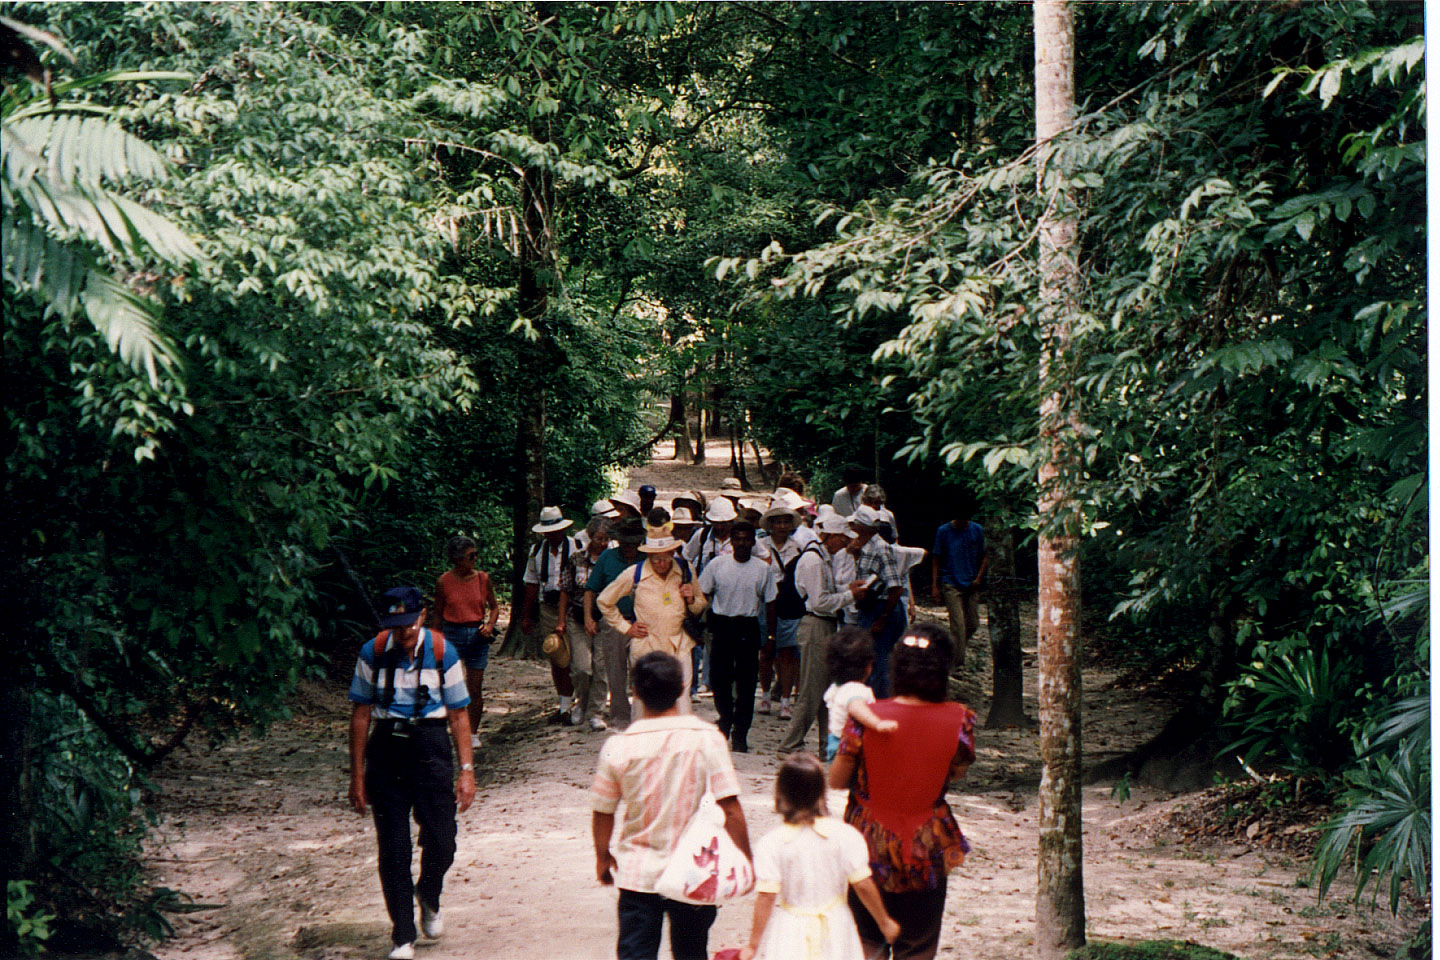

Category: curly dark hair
[826, 626, 875, 686]
[777, 472, 806, 495]
[774, 752, 828, 823]
[891, 622, 954, 702]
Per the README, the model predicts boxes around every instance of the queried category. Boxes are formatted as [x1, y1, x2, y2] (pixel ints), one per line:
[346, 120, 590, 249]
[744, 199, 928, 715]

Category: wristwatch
[460, 763, 474, 772]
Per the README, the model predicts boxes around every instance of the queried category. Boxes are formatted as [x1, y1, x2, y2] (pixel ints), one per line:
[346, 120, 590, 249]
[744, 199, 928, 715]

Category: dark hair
[891, 622, 954, 702]
[730, 520, 755, 539]
[774, 753, 827, 823]
[632, 651, 683, 712]
[842, 464, 869, 485]
[614, 518, 645, 544]
[826, 627, 875, 685]
[954, 490, 980, 521]
[860, 483, 887, 506]
[777, 472, 806, 495]
[646, 506, 671, 527]
[445, 535, 477, 565]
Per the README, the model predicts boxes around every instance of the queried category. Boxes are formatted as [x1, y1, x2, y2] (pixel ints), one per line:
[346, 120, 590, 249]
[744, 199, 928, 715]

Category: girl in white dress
[739, 754, 899, 960]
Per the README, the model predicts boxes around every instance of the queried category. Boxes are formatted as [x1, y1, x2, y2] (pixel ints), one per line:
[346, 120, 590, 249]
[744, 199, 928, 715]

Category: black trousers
[616, 889, 716, 960]
[709, 613, 761, 748]
[365, 722, 457, 945]
[849, 874, 949, 960]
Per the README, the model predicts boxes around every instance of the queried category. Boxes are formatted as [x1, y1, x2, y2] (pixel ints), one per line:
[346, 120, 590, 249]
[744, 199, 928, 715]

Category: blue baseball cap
[377, 586, 424, 627]
[639, 484, 657, 497]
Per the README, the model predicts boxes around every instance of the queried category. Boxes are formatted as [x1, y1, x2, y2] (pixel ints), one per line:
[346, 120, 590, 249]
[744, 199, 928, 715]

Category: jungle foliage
[0, 0, 1427, 950]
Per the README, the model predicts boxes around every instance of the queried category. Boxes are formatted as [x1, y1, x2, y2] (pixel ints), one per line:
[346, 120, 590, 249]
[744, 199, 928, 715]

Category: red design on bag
[684, 836, 720, 901]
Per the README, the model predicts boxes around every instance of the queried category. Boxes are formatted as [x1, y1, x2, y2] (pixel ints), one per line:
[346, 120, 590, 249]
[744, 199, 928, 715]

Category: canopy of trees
[1, 1, 1425, 952]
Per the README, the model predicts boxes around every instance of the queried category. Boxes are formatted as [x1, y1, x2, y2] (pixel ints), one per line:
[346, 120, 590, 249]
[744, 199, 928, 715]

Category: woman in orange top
[433, 535, 500, 742]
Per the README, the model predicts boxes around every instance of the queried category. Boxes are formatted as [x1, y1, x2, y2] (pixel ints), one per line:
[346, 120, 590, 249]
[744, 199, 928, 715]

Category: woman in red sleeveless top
[827, 622, 975, 960]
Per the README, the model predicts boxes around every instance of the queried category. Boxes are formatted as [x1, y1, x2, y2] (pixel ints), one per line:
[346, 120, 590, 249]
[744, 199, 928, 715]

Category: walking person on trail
[826, 622, 975, 960]
[591, 652, 752, 960]
[348, 586, 475, 960]
[587, 518, 645, 729]
[845, 505, 908, 699]
[734, 753, 899, 960]
[929, 492, 987, 671]
[431, 536, 499, 746]
[755, 495, 812, 721]
[778, 513, 868, 757]
[596, 531, 709, 712]
[560, 517, 611, 731]
[831, 464, 871, 517]
[696, 520, 777, 753]
[684, 497, 739, 697]
[577, 499, 621, 550]
[521, 505, 581, 724]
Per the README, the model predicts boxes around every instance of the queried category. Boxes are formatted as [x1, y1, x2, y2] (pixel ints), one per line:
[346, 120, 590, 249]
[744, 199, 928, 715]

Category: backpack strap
[375, 628, 444, 713]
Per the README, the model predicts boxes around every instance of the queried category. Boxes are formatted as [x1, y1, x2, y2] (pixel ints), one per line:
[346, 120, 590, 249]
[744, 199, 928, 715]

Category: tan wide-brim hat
[532, 505, 574, 533]
[672, 491, 706, 517]
[638, 536, 686, 554]
[671, 507, 700, 528]
[610, 489, 643, 513]
[762, 504, 801, 525]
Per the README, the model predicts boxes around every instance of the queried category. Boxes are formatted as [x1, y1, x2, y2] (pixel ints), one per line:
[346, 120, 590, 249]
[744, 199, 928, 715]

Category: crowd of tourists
[345, 467, 988, 960]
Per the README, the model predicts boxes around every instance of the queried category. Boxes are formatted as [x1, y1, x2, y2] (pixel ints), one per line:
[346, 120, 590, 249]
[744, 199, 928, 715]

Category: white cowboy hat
[761, 502, 801, 525]
[737, 498, 767, 516]
[816, 514, 859, 537]
[771, 488, 811, 512]
[637, 535, 685, 554]
[590, 499, 621, 519]
[670, 507, 700, 527]
[610, 489, 643, 512]
[704, 498, 738, 523]
[532, 506, 573, 533]
[719, 477, 742, 491]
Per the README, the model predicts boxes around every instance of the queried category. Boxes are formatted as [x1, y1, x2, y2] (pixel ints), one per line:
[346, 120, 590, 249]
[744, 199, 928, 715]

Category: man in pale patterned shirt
[591, 652, 752, 960]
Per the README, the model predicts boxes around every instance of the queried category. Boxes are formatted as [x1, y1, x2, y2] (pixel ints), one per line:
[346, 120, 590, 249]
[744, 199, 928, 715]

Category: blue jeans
[442, 624, 491, 670]
[616, 889, 716, 960]
[856, 604, 908, 698]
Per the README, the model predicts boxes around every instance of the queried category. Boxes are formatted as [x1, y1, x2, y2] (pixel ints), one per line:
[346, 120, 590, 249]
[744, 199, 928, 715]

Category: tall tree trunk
[692, 394, 708, 464]
[500, 158, 552, 659]
[748, 436, 770, 489]
[1034, 2, 1086, 956]
[985, 524, 1030, 728]
[730, 418, 748, 488]
[671, 392, 692, 461]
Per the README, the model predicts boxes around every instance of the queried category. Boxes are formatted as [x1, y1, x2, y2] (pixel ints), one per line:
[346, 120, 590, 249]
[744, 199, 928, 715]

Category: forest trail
[144, 444, 1419, 960]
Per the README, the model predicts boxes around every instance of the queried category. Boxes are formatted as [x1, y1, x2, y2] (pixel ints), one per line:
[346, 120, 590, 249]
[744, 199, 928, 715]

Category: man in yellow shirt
[597, 534, 709, 712]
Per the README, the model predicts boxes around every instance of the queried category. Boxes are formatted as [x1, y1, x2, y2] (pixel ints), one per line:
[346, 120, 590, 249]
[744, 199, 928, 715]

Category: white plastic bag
[653, 796, 754, 905]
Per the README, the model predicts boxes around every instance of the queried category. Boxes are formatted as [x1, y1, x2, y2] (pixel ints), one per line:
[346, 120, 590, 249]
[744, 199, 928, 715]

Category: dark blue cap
[377, 586, 424, 627]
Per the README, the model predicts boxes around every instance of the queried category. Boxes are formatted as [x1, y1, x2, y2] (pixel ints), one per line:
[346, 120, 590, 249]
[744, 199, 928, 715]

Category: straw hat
[590, 499, 621, 519]
[532, 506, 573, 533]
[638, 535, 686, 554]
[704, 498, 738, 523]
[761, 502, 801, 525]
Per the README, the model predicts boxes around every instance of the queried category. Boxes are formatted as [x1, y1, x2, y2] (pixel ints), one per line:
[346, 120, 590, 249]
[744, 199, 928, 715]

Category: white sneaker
[757, 696, 772, 715]
[388, 943, 415, 960]
[569, 706, 583, 727]
[418, 897, 443, 939]
[470, 733, 481, 749]
[588, 715, 608, 732]
[779, 697, 793, 721]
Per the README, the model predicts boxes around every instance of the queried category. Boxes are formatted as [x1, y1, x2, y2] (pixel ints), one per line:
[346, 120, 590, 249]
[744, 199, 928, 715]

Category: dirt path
[145, 447, 1423, 960]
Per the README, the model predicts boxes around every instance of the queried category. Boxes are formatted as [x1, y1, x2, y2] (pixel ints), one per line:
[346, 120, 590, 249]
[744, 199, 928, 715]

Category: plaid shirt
[852, 537, 903, 595]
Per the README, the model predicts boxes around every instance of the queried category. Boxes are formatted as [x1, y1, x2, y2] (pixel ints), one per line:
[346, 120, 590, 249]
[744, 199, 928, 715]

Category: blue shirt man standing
[930, 494, 988, 670]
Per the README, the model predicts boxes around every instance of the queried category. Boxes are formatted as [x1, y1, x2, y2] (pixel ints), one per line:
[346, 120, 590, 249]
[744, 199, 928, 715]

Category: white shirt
[698, 553, 778, 618]
[824, 681, 876, 739]
[794, 545, 852, 617]
[832, 548, 859, 620]
[683, 527, 732, 572]
[523, 536, 578, 592]
[831, 486, 863, 517]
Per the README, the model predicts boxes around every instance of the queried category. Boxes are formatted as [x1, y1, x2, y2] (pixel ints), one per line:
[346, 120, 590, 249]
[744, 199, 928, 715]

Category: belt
[777, 894, 845, 960]
[375, 717, 447, 730]
[803, 613, 838, 622]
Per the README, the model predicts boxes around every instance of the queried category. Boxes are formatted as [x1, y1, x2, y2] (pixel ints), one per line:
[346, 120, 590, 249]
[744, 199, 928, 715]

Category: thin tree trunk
[692, 396, 707, 464]
[730, 418, 748, 488]
[1034, 1, 1086, 956]
[748, 437, 770, 489]
[500, 157, 551, 660]
[985, 524, 1030, 728]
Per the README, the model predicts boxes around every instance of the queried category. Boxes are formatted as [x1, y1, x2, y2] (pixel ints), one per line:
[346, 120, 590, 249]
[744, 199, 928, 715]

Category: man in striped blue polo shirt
[348, 586, 476, 960]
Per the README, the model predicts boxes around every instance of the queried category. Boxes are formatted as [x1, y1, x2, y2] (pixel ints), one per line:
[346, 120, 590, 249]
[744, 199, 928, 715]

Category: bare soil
[143, 448, 1425, 960]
